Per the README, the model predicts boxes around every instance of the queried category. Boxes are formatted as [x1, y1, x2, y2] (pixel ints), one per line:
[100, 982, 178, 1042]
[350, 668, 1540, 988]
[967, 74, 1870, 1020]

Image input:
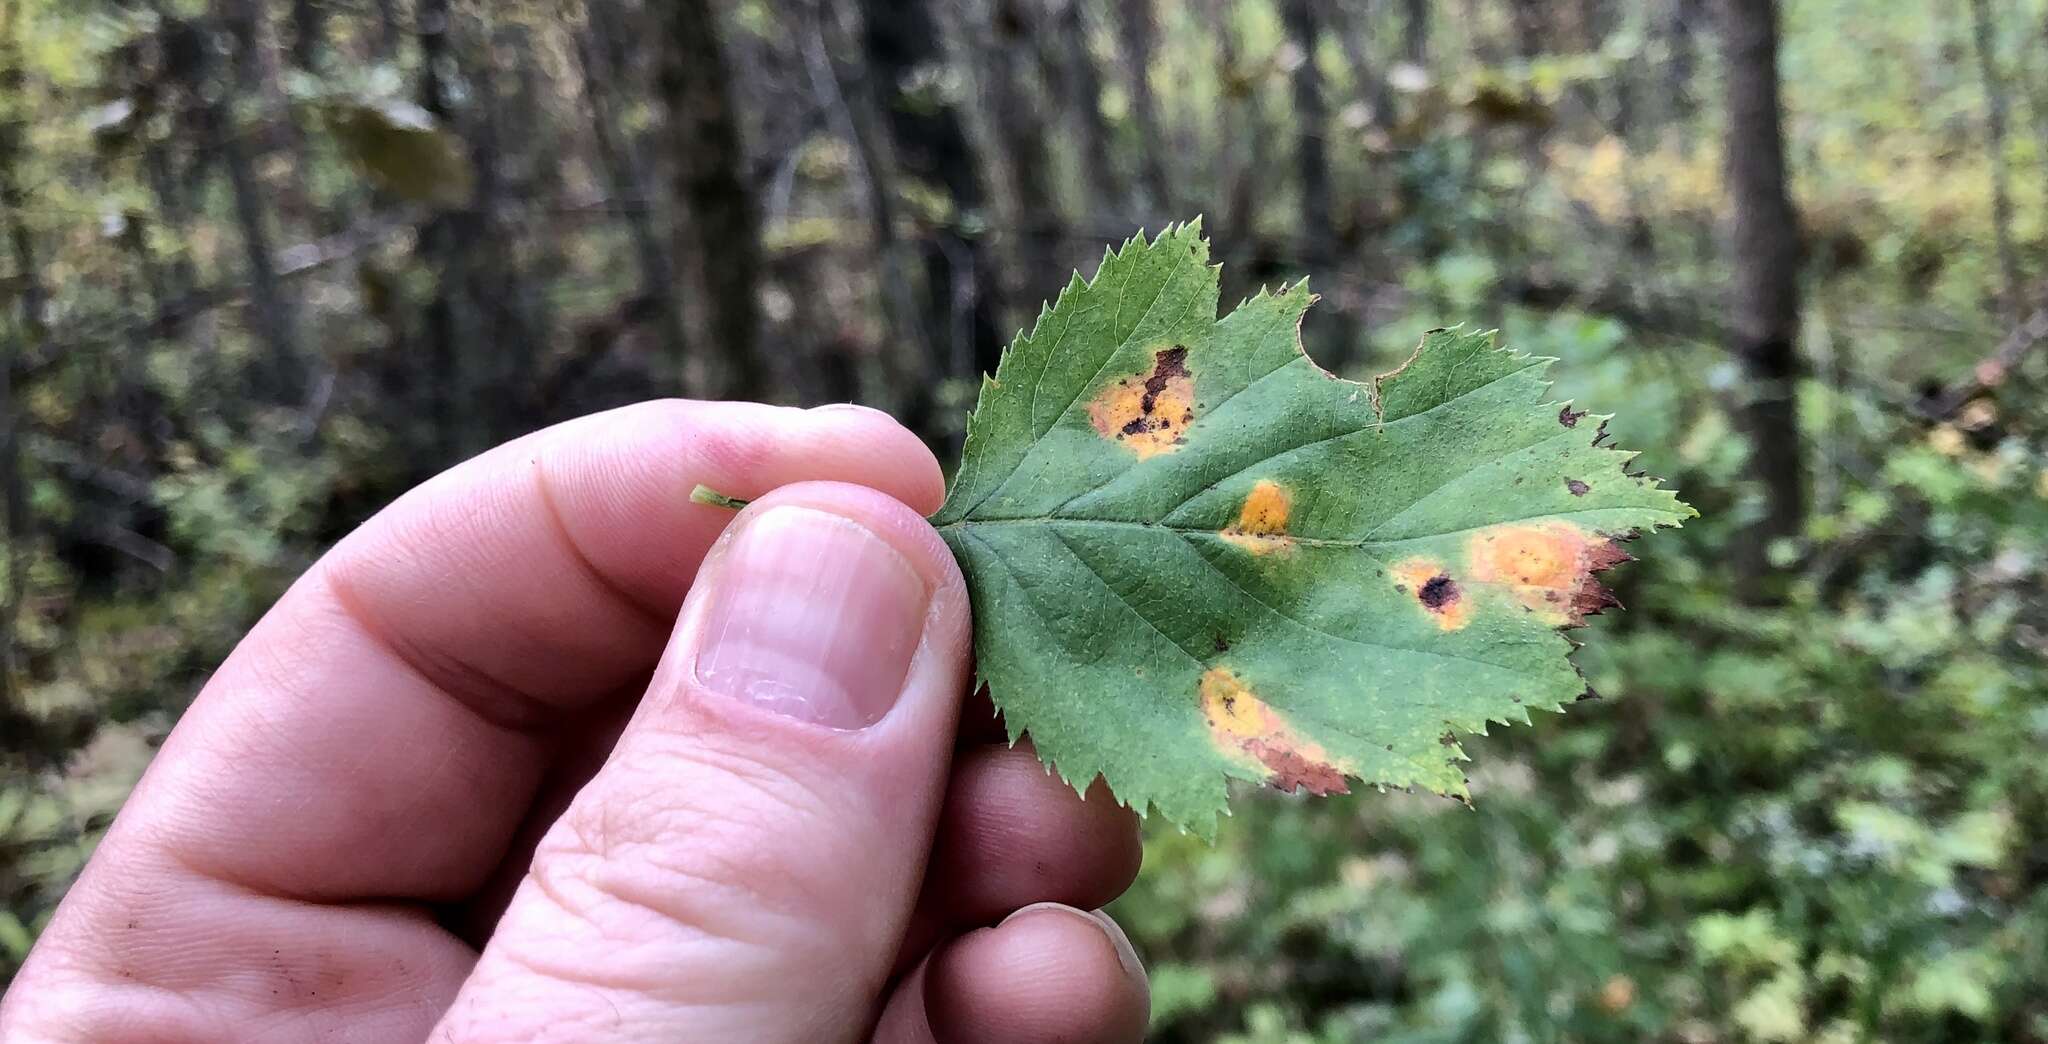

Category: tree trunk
[217, 0, 317, 237]
[414, 0, 471, 462]
[657, 0, 767, 398]
[1327, 0, 1391, 134]
[856, 0, 1005, 440]
[1281, 0, 1347, 369]
[1206, 0, 1260, 294]
[1402, 0, 1430, 65]
[809, 0, 924, 413]
[979, 0, 1064, 333]
[373, 0, 399, 60]
[578, 4, 688, 370]
[1665, 0, 1702, 132]
[0, 316, 24, 714]
[207, 1, 302, 404]
[1717, 0, 1806, 582]
[289, 0, 324, 73]
[0, 0, 37, 711]
[1507, 0, 1550, 59]
[1970, 0, 2024, 320]
[1282, 0, 1333, 257]
[1039, 0, 1120, 218]
[463, 22, 541, 444]
[1112, 0, 1173, 216]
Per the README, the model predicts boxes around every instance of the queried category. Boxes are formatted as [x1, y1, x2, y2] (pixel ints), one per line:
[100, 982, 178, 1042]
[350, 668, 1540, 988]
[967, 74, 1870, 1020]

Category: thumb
[434, 482, 971, 1043]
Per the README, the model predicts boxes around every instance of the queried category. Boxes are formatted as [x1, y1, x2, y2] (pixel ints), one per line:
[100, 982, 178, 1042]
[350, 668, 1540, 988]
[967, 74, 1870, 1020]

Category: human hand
[1, 401, 1149, 1043]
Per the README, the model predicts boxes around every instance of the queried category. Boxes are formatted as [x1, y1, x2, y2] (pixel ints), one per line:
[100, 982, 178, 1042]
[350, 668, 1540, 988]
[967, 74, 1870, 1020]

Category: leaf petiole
[689, 485, 751, 511]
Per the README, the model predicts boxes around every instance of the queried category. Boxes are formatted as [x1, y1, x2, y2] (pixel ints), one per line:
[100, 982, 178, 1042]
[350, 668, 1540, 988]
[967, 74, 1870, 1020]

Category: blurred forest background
[2, 0, 2046, 1039]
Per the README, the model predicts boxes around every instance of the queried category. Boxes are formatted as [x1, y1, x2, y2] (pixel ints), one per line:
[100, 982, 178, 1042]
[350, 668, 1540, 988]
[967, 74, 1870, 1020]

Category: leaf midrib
[963, 514, 1561, 769]
[945, 351, 1555, 532]
[934, 506, 1686, 549]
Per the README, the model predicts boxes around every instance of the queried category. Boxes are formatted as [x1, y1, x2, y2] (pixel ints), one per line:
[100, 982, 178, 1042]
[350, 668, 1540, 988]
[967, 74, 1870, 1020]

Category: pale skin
[1, 401, 1150, 1043]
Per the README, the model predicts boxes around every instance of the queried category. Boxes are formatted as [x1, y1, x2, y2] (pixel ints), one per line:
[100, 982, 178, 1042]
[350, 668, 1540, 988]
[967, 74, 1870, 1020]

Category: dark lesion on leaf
[1199, 667, 1352, 796]
[1246, 740, 1350, 796]
[1089, 345, 1197, 458]
[1128, 346, 1190, 430]
[1418, 573, 1460, 610]
[1392, 559, 1472, 630]
[1466, 523, 1633, 627]
[1559, 405, 1587, 428]
[1568, 541, 1631, 622]
[1566, 478, 1591, 496]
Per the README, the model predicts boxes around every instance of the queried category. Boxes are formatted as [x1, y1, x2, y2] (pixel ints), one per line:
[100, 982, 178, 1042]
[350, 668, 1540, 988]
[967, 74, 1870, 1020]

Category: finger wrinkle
[529, 452, 676, 632]
[319, 565, 563, 736]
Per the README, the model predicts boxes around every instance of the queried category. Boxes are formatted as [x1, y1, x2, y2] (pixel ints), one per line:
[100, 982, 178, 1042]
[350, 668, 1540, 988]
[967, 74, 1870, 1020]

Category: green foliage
[939, 225, 1690, 835]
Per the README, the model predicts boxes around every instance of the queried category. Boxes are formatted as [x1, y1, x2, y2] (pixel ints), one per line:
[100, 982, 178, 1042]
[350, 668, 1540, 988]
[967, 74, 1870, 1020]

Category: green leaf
[933, 222, 1694, 837]
[322, 98, 474, 208]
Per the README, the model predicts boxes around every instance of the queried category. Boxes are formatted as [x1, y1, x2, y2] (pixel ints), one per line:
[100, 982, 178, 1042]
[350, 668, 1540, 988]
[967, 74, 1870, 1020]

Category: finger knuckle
[527, 738, 858, 959]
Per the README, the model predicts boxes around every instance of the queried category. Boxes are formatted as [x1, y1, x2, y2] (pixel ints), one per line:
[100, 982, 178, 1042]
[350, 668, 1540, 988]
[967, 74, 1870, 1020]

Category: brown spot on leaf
[1199, 668, 1350, 795]
[1566, 478, 1590, 496]
[1088, 345, 1196, 458]
[1420, 573, 1459, 608]
[1220, 479, 1295, 555]
[1465, 522, 1630, 625]
[1559, 405, 1587, 428]
[1391, 559, 1473, 630]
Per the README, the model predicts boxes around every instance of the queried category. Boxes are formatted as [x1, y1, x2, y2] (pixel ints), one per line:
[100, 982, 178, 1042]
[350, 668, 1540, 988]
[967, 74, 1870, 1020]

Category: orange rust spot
[1391, 558, 1473, 631]
[1220, 479, 1295, 555]
[1088, 346, 1195, 459]
[1199, 668, 1350, 795]
[1465, 522, 1628, 625]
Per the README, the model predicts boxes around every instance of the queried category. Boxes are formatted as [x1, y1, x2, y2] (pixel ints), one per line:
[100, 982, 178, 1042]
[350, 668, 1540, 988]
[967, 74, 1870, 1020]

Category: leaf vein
[967, 260, 1209, 520]
[1359, 424, 1596, 541]
[1169, 529, 1539, 680]
[1050, 348, 1307, 519]
[1044, 525, 1211, 664]
[939, 504, 1685, 547]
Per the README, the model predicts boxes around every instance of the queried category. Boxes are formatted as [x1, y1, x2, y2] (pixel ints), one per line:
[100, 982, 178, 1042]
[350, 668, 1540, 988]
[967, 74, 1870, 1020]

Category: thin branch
[1924, 303, 2048, 419]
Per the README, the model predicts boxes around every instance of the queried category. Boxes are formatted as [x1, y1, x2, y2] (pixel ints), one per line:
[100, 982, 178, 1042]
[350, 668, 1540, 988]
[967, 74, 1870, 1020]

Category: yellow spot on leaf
[1221, 479, 1295, 555]
[1391, 558, 1472, 631]
[1198, 668, 1350, 795]
[1088, 346, 1195, 459]
[1465, 522, 1626, 625]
